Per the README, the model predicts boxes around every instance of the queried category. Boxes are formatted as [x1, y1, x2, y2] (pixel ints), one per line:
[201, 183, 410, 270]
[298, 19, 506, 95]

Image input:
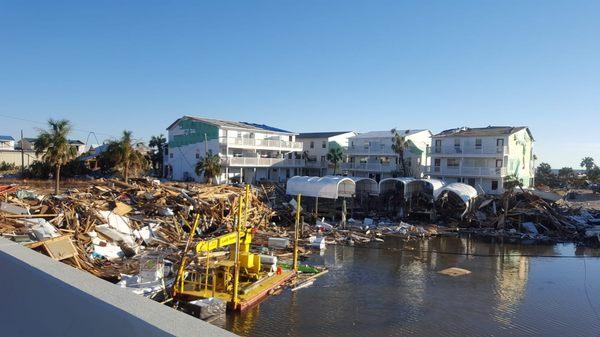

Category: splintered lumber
[0, 178, 280, 280]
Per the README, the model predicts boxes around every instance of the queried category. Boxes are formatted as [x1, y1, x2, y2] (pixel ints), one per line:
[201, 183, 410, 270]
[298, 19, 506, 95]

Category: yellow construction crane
[173, 185, 297, 311]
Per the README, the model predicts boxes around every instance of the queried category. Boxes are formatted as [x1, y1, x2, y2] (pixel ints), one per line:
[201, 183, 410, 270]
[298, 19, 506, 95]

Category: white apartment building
[164, 116, 304, 183]
[342, 130, 432, 181]
[0, 135, 15, 150]
[296, 131, 357, 176]
[424, 126, 535, 194]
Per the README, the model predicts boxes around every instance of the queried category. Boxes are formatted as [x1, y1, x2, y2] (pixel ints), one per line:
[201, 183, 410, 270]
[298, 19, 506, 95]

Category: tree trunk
[400, 152, 407, 177]
[124, 162, 129, 183]
[55, 164, 60, 195]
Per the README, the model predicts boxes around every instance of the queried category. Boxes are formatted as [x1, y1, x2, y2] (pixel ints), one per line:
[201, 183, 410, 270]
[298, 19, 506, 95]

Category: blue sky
[0, 1, 598, 168]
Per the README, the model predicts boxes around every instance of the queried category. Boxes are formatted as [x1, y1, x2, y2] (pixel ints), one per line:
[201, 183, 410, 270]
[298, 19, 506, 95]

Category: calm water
[224, 237, 600, 337]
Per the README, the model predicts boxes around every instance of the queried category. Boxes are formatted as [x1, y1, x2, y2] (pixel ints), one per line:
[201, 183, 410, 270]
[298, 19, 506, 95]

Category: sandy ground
[562, 189, 600, 210]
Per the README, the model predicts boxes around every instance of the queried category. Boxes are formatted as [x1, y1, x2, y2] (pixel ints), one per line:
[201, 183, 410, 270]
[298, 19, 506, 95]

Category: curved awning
[379, 177, 415, 197]
[286, 176, 355, 199]
[434, 182, 479, 218]
[419, 179, 446, 195]
[434, 182, 478, 202]
[349, 177, 379, 195]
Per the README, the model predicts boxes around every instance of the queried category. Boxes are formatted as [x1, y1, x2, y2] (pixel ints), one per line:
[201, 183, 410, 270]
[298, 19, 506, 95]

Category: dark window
[310, 141, 314, 149]
[195, 153, 200, 159]
[322, 141, 326, 149]
[491, 180, 498, 190]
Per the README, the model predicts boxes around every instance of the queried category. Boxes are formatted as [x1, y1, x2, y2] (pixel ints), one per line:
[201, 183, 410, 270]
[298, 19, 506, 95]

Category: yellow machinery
[173, 185, 298, 311]
[193, 224, 261, 293]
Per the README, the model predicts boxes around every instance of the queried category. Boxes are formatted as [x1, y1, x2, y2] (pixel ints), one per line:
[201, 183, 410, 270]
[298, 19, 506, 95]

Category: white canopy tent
[349, 177, 379, 196]
[286, 176, 356, 199]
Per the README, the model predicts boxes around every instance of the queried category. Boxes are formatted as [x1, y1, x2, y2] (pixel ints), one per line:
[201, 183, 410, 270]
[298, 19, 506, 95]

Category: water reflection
[226, 237, 600, 337]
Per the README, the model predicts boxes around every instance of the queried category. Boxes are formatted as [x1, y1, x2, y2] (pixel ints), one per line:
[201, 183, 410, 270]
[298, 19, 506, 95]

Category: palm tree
[326, 147, 343, 175]
[391, 128, 410, 177]
[106, 131, 148, 183]
[581, 157, 595, 172]
[34, 119, 77, 195]
[195, 150, 221, 184]
[149, 134, 167, 176]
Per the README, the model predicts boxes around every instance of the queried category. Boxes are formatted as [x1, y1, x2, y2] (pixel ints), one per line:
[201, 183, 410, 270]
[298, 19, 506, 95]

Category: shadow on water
[226, 236, 600, 337]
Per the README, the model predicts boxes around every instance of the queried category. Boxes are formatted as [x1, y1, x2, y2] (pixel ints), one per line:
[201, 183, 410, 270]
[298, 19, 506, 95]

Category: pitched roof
[296, 131, 354, 139]
[351, 130, 428, 139]
[433, 126, 532, 139]
[68, 139, 85, 145]
[0, 135, 15, 141]
[166, 115, 295, 134]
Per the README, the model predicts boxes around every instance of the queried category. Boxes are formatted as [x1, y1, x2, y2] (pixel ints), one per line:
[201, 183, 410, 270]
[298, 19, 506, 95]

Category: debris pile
[463, 190, 600, 241]
[0, 179, 276, 280]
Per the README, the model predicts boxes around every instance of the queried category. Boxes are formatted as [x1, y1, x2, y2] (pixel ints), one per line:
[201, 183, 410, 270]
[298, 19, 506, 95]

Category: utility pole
[20, 130, 24, 177]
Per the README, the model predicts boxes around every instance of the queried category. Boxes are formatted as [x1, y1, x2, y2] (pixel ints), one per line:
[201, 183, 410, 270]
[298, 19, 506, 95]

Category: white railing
[424, 166, 507, 177]
[225, 137, 303, 150]
[347, 146, 395, 156]
[427, 145, 508, 156]
[341, 162, 397, 172]
[304, 161, 328, 168]
[222, 157, 305, 167]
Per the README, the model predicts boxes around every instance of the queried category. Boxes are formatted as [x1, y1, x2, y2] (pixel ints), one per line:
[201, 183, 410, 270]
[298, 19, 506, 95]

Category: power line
[0, 113, 118, 138]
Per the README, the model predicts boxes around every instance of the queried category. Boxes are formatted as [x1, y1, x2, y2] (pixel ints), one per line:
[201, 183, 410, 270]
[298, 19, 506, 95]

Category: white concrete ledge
[0, 238, 236, 337]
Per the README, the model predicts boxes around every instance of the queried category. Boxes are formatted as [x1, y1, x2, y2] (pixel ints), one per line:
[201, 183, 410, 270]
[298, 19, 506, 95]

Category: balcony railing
[347, 146, 395, 156]
[341, 162, 397, 172]
[224, 137, 303, 150]
[304, 161, 328, 168]
[222, 157, 305, 167]
[427, 145, 508, 156]
[424, 166, 507, 177]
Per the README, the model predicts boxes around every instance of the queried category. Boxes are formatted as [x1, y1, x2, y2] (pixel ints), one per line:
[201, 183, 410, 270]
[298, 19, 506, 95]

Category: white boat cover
[286, 176, 355, 199]
[379, 177, 415, 198]
[349, 177, 379, 195]
[433, 182, 478, 203]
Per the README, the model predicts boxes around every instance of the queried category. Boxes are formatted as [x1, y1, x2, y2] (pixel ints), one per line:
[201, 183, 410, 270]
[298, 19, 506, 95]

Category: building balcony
[346, 146, 395, 156]
[222, 157, 305, 167]
[424, 165, 507, 177]
[341, 162, 397, 172]
[427, 145, 507, 157]
[304, 161, 328, 168]
[224, 137, 303, 151]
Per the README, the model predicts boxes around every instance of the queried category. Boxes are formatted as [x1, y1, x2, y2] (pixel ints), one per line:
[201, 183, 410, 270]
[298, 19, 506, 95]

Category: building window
[195, 153, 200, 159]
[310, 141, 314, 149]
[454, 139, 460, 147]
[434, 158, 441, 167]
[321, 156, 326, 162]
[496, 138, 504, 147]
[169, 153, 173, 158]
[447, 158, 459, 167]
[322, 141, 326, 149]
[475, 138, 482, 148]
[491, 180, 498, 190]
[496, 159, 503, 167]
[364, 142, 369, 149]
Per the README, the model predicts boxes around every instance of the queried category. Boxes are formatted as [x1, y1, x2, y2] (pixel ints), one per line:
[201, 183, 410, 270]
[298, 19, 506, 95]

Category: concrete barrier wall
[0, 238, 236, 337]
[0, 149, 40, 167]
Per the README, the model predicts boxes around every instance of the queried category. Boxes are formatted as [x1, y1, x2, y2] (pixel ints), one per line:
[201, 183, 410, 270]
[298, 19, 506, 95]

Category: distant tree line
[535, 156, 600, 188]
[23, 119, 150, 194]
